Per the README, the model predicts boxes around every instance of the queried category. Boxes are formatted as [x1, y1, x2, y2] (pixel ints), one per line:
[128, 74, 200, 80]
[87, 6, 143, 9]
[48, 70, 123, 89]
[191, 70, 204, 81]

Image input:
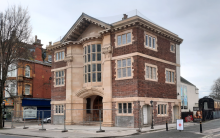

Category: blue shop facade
[22, 98, 51, 119]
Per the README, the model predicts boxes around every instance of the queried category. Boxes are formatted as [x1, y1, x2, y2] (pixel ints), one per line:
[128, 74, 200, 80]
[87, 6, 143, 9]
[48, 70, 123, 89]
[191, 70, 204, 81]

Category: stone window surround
[23, 83, 32, 95]
[170, 43, 175, 53]
[114, 29, 133, 48]
[165, 68, 176, 84]
[54, 49, 65, 62]
[115, 57, 134, 81]
[156, 102, 168, 117]
[144, 31, 158, 52]
[83, 41, 102, 84]
[53, 69, 65, 88]
[116, 102, 133, 116]
[53, 104, 65, 115]
[144, 63, 158, 82]
[24, 64, 32, 78]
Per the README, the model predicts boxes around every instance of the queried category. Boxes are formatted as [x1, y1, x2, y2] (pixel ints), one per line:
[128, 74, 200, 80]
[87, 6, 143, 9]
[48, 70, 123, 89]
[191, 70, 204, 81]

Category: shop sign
[176, 119, 184, 130]
[193, 110, 202, 122]
[193, 107, 200, 111]
[23, 106, 37, 119]
[3, 99, 14, 106]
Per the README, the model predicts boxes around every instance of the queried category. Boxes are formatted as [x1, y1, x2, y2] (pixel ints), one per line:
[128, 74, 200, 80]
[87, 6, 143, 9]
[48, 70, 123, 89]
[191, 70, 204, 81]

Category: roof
[19, 58, 51, 67]
[181, 76, 196, 87]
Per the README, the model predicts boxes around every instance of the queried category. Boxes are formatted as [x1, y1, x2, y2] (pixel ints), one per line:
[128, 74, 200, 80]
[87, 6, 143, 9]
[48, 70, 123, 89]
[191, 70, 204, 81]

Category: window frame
[24, 84, 31, 95]
[7, 64, 17, 77]
[115, 57, 133, 80]
[165, 68, 176, 84]
[54, 104, 64, 115]
[115, 30, 132, 48]
[54, 70, 65, 87]
[170, 43, 175, 53]
[25, 65, 31, 77]
[157, 104, 168, 116]
[54, 49, 65, 62]
[144, 32, 158, 51]
[144, 63, 158, 82]
[117, 102, 133, 115]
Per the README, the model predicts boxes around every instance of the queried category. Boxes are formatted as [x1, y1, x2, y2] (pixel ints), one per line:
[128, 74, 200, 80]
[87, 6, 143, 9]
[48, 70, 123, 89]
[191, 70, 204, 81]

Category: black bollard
[166, 120, 168, 131]
[200, 121, 202, 133]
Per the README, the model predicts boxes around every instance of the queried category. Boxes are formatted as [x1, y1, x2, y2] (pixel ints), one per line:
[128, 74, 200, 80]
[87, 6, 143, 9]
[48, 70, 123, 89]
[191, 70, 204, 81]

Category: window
[158, 104, 167, 115]
[25, 65, 30, 77]
[48, 55, 52, 62]
[145, 64, 157, 81]
[117, 58, 132, 79]
[55, 51, 65, 61]
[5, 81, 17, 97]
[145, 33, 157, 50]
[118, 103, 132, 114]
[116, 31, 132, 47]
[25, 84, 30, 95]
[55, 70, 65, 86]
[83, 44, 102, 83]
[7, 64, 17, 77]
[170, 44, 175, 53]
[55, 105, 64, 114]
[165, 69, 175, 83]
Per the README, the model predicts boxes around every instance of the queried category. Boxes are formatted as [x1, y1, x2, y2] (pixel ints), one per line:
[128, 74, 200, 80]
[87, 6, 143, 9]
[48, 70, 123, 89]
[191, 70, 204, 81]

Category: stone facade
[47, 13, 183, 127]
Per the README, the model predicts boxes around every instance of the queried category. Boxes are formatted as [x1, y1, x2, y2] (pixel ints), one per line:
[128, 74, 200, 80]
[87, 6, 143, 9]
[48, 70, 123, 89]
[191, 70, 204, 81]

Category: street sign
[176, 119, 184, 130]
[193, 107, 200, 111]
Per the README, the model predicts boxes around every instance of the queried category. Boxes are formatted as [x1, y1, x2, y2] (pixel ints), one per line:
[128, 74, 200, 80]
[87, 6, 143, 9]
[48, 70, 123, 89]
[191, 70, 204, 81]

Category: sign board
[3, 99, 14, 106]
[193, 107, 200, 111]
[23, 106, 37, 119]
[176, 119, 184, 130]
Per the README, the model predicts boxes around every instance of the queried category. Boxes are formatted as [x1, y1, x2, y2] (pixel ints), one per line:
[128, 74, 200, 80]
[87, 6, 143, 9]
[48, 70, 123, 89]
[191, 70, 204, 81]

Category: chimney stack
[122, 14, 128, 20]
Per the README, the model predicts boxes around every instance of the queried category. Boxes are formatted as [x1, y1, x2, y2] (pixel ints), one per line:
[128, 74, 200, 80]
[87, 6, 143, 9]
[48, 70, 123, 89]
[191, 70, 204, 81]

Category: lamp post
[150, 100, 154, 129]
[2, 101, 5, 127]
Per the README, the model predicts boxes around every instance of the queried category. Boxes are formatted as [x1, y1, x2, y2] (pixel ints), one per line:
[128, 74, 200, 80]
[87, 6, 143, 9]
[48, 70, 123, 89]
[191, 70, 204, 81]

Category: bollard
[39, 111, 46, 131]
[200, 121, 202, 133]
[62, 110, 68, 132]
[23, 111, 28, 129]
[166, 120, 168, 131]
[96, 109, 105, 133]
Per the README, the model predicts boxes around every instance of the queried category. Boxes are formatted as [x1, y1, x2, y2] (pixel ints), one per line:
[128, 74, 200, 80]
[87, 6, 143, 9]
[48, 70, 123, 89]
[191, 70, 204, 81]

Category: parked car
[43, 117, 51, 123]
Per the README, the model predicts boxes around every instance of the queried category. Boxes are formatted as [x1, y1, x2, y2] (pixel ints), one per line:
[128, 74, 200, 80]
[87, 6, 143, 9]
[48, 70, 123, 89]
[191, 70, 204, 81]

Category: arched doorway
[93, 96, 103, 121]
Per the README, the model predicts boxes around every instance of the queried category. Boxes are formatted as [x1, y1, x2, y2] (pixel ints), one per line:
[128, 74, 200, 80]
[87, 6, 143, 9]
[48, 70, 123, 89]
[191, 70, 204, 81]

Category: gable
[77, 24, 105, 41]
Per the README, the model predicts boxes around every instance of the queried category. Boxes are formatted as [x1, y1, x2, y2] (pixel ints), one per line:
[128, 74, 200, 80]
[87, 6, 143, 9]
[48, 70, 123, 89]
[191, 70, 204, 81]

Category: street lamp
[150, 100, 154, 129]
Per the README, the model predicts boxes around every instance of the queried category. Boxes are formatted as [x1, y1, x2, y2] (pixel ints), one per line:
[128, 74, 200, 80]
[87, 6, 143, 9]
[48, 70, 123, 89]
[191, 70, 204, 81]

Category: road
[0, 134, 35, 138]
[124, 119, 220, 138]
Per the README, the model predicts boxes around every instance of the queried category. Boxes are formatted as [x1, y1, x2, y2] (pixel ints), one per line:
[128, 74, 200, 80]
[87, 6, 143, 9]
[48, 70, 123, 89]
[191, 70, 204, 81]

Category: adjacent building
[4, 36, 52, 120]
[47, 13, 183, 127]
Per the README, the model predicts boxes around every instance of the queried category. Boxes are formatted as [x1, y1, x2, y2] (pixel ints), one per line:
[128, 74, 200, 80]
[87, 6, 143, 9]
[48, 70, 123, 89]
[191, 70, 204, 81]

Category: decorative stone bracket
[64, 55, 73, 62]
[102, 45, 112, 54]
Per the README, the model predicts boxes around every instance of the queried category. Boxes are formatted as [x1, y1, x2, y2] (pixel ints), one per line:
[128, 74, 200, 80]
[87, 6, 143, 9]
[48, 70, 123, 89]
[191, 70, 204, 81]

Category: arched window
[25, 84, 30, 95]
[25, 65, 30, 77]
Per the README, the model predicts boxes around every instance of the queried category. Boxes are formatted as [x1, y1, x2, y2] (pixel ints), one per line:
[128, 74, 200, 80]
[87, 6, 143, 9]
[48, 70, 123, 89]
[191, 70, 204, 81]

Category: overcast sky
[1, 0, 220, 98]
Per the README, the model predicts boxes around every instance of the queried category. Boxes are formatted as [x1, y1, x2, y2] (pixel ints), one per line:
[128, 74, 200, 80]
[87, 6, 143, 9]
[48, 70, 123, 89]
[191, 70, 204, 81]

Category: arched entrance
[93, 96, 103, 121]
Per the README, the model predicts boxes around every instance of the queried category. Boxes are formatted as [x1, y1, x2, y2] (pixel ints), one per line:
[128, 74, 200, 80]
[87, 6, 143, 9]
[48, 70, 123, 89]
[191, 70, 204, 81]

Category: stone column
[102, 35, 113, 127]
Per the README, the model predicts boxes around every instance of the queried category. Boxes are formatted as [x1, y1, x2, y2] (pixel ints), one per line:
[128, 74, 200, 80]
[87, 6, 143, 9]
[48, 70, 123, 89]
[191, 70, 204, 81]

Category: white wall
[181, 82, 199, 112]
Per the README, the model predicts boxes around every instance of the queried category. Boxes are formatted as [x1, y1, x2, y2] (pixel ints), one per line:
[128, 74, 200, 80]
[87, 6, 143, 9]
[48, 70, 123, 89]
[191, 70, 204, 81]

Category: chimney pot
[49, 42, 52, 46]
[122, 14, 128, 20]
[35, 35, 37, 43]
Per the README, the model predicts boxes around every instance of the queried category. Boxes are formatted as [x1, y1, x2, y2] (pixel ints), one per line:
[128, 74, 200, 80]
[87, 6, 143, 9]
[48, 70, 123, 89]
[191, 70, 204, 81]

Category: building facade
[4, 36, 52, 120]
[47, 13, 183, 127]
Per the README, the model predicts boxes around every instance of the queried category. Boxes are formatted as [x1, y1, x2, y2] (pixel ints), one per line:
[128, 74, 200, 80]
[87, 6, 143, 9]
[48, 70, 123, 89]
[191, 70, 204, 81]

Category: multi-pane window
[117, 58, 132, 78]
[146, 65, 157, 80]
[48, 55, 52, 62]
[55, 105, 64, 114]
[7, 64, 17, 77]
[170, 44, 175, 53]
[166, 69, 175, 83]
[145, 34, 156, 49]
[55, 51, 65, 61]
[118, 103, 132, 114]
[83, 44, 102, 83]
[5, 81, 17, 97]
[25, 66, 30, 77]
[158, 104, 167, 115]
[117, 32, 131, 46]
[55, 70, 65, 85]
[25, 84, 30, 95]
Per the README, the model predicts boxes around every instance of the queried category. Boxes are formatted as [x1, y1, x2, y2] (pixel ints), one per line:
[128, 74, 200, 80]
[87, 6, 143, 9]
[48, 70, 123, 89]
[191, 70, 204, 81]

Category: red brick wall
[51, 48, 67, 101]
[34, 45, 43, 61]
[111, 27, 177, 99]
[133, 101, 141, 128]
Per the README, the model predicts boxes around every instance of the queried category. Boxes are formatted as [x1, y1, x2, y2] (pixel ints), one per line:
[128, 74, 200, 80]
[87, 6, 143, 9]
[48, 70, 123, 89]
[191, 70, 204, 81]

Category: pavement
[0, 121, 201, 138]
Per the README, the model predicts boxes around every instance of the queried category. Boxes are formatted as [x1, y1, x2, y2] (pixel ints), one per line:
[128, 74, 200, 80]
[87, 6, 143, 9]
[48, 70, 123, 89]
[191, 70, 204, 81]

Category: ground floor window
[158, 104, 167, 115]
[55, 105, 64, 114]
[118, 103, 132, 113]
